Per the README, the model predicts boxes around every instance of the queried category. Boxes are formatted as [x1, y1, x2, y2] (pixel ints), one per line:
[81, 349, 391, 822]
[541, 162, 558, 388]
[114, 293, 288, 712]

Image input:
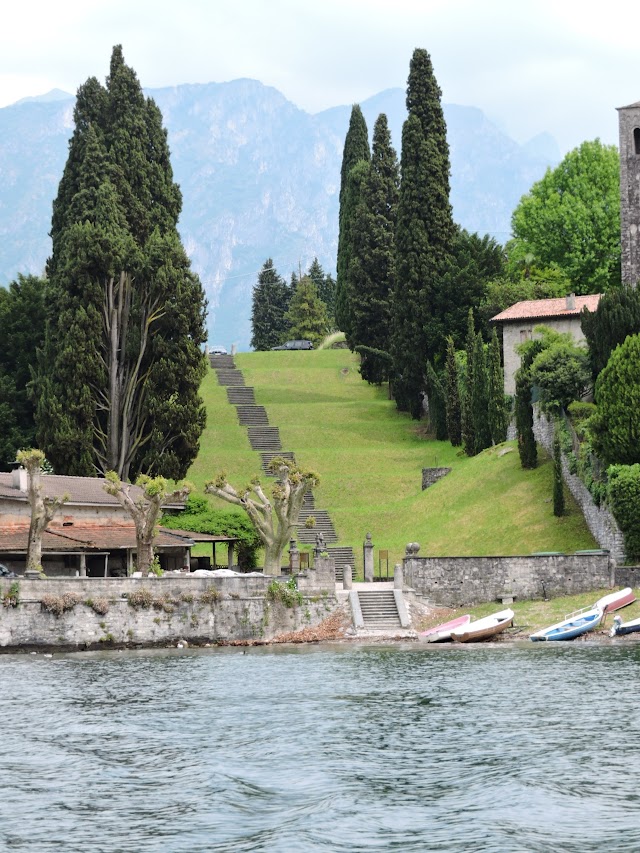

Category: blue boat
[530, 606, 603, 641]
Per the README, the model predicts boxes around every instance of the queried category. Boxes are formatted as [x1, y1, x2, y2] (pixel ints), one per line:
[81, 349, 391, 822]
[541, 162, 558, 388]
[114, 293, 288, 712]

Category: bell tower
[618, 101, 640, 286]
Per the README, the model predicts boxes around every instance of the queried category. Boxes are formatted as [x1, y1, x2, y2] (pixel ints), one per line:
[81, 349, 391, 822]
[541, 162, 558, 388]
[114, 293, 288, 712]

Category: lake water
[1, 641, 640, 852]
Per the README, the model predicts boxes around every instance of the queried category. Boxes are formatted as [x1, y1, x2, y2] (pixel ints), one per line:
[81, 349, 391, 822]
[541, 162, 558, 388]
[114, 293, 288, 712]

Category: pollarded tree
[391, 48, 455, 417]
[285, 276, 328, 345]
[511, 139, 620, 293]
[103, 472, 191, 576]
[35, 45, 207, 481]
[348, 113, 400, 381]
[444, 337, 462, 446]
[205, 458, 320, 576]
[335, 105, 370, 333]
[16, 449, 69, 574]
[250, 259, 291, 350]
[589, 333, 640, 465]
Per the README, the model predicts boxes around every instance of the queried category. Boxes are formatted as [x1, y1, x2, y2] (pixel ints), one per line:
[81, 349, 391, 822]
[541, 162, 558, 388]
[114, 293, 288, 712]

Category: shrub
[41, 593, 80, 616]
[85, 597, 110, 615]
[126, 587, 153, 610]
[2, 581, 20, 608]
[199, 587, 220, 606]
[608, 464, 640, 562]
[266, 577, 304, 608]
[553, 433, 565, 517]
[590, 333, 640, 465]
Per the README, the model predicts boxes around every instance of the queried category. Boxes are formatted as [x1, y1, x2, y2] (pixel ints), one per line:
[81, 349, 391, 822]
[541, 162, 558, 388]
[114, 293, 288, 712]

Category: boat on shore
[450, 609, 514, 643]
[530, 605, 603, 642]
[419, 614, 471, 643]
[610, 614, 640, 637]
[595, 587, 636, 614]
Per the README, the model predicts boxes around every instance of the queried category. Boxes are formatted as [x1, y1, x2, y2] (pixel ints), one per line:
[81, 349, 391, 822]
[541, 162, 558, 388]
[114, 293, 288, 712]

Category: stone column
[227, 542, 235, 569]
[363, 532, 374, 583]
[342, 564, 353, 590]
[79, 553, 87, 578]
[289, 537, 300, 574]
[394, 562, 403, 590]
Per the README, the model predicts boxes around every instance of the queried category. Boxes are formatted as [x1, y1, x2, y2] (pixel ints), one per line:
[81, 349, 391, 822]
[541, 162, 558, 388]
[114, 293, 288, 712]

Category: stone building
[491, 293, 601, 394]
[618, 100, 640, 286]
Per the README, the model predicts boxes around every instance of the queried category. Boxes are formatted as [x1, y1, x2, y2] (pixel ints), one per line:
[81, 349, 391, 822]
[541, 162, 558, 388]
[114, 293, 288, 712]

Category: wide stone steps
[227, 387, 256, 405]
[327, 546, 355, 582]
[248, 426, 282, 451]
[209, 354, 236, 369]
[357, 590, 402, 629]
[297, 509, 337, 544]
[237, 405, 269, 426]
[216, 369, 245, 386]
[260, 451, 295, 474]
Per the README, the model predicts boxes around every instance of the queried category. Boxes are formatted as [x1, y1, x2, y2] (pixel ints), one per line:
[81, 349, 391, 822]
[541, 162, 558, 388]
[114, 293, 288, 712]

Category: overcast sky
[1, 0, 639, 154]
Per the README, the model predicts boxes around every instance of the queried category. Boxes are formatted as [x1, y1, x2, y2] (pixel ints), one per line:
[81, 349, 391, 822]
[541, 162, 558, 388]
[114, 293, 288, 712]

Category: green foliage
[336, 159, 369, 338]
[553, 432, 565, 516]
[391, 49, 455, 417]
[336, 105, 370, 333]
[354, 346, 393, 385]
[425, 361, 448, 440]
[590, 333, 640, 465]
[461, 310, 476, 456]
[608, 465, 640, 562]
[161, 494, 261, 569]
[250, 259, 291, 350]
[266, 577, 304, 608]
[511, 139, 620, 293]
[515, 369, 537, 469]
[126, 588, 153, 609]
[307, 258, 335, 327]
[285, 276, 329, 346]
[488, 329, 508, 445]
[581, 285, 640, 379]
[529, 337, 590, 414]
[347, 114, 399, 376]
[471, 333, 491, 453]
[444, 337, 462, 446]
[35, 45, 207, 480]
[478, 263, 568, 332]
[2, 582, 20, 608]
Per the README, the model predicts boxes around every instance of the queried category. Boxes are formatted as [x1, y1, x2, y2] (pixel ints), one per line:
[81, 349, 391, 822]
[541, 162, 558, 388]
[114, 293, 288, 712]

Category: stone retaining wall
[0, 570, 338, 651]
[532, 410, 626, 564]
[421, 467, 452, 490]
[404, 553, 613, 607]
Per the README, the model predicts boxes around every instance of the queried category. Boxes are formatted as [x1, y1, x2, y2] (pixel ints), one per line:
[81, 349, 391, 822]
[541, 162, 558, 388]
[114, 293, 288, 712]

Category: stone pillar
[289, 537, 300, 574]
[343, 564, 353, 590]
[363, 532, 374, 583]
[394, 562, 403, 590]
[79, 553, 87, 578]
[127, 549, 134, 576]
[182, 548, 190, 572]
[227, 542, 235, 569]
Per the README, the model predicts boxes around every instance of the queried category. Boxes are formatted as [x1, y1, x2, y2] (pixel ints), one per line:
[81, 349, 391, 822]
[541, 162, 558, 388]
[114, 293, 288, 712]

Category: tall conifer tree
[391, 48, 455, 417]
[348, 113, 400, 381]
[445, 336, 462, 446]
[35, 46, 207, 480]
[285, 277, 328, 345]
[307, 258, 335, 326]
[461, 309, 476, 456]
[335, 105, 369, 333]
[250, 259, 291, 350]
[471, 332, 492, 454]
[488, 328, 508, 444]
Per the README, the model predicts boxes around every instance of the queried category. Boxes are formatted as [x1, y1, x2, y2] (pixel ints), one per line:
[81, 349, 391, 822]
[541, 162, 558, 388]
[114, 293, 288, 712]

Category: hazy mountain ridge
[0, 80, 558, 349]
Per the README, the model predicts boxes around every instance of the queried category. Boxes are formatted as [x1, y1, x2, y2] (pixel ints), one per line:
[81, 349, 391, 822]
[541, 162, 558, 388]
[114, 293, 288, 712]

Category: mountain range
[0, 79, 559, 350]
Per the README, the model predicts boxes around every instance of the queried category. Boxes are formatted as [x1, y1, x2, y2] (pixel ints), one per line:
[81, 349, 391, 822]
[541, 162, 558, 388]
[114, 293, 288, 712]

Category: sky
[1, 0, 639, 154]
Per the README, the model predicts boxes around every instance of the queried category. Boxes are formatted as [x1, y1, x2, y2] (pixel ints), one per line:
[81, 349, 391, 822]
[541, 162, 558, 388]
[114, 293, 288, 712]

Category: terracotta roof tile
[0, 473, 185, 508]
[0, 523, 194, 553]
[491, 294, 601, 323]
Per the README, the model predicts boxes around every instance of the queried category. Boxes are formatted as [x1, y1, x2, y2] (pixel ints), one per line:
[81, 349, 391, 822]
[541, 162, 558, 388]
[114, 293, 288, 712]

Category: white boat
[450, 609, 514, 643]
[594, 587, 636, 614]
[530, 605, 603, 641]
[419, 614, 471, 643]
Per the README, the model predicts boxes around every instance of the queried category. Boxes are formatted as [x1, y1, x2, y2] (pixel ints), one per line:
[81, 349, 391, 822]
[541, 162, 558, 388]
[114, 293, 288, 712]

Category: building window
[634, 127, 640, 156]
[520, 328, 532, 342]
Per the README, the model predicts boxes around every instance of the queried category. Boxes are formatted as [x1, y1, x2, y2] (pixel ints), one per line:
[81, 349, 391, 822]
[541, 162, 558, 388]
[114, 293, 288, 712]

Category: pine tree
[488, 328, 508, 444]
[553, 432, 565, 516]
[307, 258, 335, 326]
[445, 336, 462, 446]
[335, 105, 369, 333]
[461, 309, 476, 456]
[35, 45, 207, 481]
[425, 361, 448, 440]
[391, 48, 455, 417]
[348, 113, 399, 382]
[250, 259, 291, 350]
[285, 277, 328, 345]
[471, 333, 492, 453]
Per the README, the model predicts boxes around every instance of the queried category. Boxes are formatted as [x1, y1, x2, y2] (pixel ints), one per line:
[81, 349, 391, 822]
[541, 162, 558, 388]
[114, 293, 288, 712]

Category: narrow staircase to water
[357, 590, 402, 630]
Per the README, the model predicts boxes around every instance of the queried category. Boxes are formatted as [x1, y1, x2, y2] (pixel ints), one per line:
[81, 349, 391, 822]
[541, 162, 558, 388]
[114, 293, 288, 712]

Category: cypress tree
[553, 431, 565, 516]
[471, 332, 492, 453]
[336, 160, 369, 339]
[250, 259, 291, 350]
[35, 45, 207, 481]
[335, 105, 370, 333]
[488, 328, 508, 444]
[285, 277, 328, 345]
[348, 113, 399, 382]
[445, 336, 462, 446]
[461, 309, 476, 456]
[515, 368, 537, 468]
[391, 48, 455, 417]
[581, 285, 640, 380]
[425, 361, 448, 440]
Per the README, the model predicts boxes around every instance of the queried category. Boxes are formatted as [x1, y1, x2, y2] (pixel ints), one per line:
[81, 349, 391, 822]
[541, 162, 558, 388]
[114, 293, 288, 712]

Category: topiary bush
[608, 464, 640, 563]
[590, 333, 640, 465]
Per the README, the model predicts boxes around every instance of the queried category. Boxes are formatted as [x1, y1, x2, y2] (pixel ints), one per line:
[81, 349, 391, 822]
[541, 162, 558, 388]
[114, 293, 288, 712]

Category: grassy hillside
[188, 349, 597, 572]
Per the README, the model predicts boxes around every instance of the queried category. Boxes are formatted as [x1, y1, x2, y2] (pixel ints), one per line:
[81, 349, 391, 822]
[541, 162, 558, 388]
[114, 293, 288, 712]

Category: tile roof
[0, 523, 194, 553]
[0, 472, 185, 508]
[491, 294, 601, 323]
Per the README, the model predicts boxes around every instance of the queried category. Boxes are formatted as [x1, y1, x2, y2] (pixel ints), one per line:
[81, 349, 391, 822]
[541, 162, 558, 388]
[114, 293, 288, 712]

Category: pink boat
[595, 587, 636, 614]
[419, 614, 471, 643]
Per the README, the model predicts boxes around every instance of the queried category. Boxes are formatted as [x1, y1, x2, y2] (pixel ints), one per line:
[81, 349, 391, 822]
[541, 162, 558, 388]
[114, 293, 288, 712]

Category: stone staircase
[236, 405, 269, 426]
[209, 354, 235, 369]
[216, 369, 245, 386]
[357, 589, 402, 630]
[248, 426, 282, 451]
[326, 546, 355, 582]
[261, 450, 296, 474]
[297, 491, 338, 544]
[227, 387, 256, 405]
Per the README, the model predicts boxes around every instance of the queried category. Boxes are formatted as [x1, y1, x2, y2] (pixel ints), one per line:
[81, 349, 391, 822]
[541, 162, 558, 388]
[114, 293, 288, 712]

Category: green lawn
[188, 348, 597, 572]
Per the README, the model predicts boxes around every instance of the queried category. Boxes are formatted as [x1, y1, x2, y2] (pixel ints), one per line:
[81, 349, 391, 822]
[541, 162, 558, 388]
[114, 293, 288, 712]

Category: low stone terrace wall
[404, 553, 613, 608]
[0, 564, 337, 651]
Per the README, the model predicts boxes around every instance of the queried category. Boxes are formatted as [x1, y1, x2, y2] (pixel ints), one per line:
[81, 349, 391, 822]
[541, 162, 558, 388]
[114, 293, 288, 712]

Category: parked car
[0, 563, 16, 578]
[271, 340, 314, 351]
[210, 345, 228, 355]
